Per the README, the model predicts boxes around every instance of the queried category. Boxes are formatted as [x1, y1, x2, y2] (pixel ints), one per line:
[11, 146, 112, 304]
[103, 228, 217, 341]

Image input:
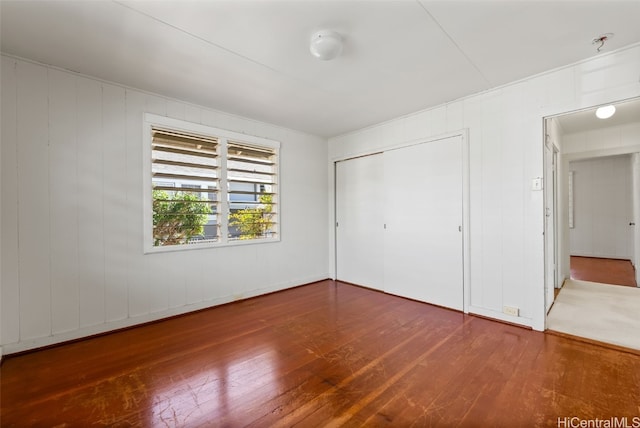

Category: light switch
[531, 177, 543, 191]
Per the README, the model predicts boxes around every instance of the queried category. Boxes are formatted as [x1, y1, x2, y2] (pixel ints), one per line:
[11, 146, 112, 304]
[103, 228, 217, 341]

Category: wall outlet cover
[503, 306, 519, 317]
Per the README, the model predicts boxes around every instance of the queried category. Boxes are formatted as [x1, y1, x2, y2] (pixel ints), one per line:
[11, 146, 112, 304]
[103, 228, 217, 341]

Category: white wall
[563, 122, 640, 155]
[633, 153, 640, 284]
[558, 122, 640, 284]
[0, 56, 3, 360]
[328, 44, 640, 331]
[569, 156, 633, 259]
[1, 55, 329, 354]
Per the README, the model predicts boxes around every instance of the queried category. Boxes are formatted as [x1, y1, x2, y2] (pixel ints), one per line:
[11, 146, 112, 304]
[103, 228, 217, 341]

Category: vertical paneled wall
[1, 56, 329, 353]
[563, 123, 640, 154]
[559, 122, 640, 281]
[569, 156, 633, 259]
[633, 154, 640, 281]
[328, 44, 640, 330]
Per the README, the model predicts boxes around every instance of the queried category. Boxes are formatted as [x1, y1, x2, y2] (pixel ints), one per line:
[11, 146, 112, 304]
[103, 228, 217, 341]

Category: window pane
[152, 128, 219, 246]
[227, 142, 277, 241]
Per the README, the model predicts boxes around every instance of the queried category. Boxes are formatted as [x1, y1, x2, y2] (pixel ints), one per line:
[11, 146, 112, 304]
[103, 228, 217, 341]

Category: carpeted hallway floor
[547, 279, 640, 350]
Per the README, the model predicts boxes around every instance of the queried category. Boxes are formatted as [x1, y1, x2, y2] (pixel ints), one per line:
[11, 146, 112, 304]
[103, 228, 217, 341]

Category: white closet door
[336, 154, 384, 290]
[383, 136, 463, 310]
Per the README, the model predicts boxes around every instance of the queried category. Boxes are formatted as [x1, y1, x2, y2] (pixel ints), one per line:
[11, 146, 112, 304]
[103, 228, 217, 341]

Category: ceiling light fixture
[595, 105, 616, 119]
[309, 30, 343, 61]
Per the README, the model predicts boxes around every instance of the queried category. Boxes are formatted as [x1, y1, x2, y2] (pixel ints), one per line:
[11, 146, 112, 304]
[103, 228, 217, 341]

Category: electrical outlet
[503, 306, 519, 317]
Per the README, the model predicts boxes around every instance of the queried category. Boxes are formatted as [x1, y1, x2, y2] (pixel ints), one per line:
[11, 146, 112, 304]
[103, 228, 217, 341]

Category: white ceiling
[554, 97, 640, 135]
[2, 0, 640, 138]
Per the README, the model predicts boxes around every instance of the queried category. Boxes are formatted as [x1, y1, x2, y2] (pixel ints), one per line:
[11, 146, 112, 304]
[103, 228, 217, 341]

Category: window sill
[144, 236, 281, 254]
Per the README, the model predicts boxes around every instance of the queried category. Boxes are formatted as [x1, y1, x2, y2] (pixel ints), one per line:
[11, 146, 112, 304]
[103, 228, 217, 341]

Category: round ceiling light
[595, 105, 616, 119]
[309, 30, 343, 61]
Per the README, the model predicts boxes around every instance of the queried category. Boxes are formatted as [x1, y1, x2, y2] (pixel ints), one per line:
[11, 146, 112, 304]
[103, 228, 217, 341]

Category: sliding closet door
[383, 136, 463, 310]
[335, 154, 384, 290]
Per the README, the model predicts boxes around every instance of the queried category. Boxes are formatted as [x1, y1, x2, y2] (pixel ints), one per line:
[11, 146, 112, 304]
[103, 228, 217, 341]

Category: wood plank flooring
[2, 280, 639, 427]
[570, 256, 637, 287]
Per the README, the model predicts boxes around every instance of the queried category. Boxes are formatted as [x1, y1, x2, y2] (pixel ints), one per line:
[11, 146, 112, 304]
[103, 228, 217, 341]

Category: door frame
[543, 131, 559, 313]
[542, 97, 640, 329]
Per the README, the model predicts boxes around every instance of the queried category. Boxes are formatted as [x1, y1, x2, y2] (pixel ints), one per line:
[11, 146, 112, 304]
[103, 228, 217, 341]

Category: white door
[383, 136, 464, 310]
[544, 143, 557, 313]
[335, 154, 384, 290]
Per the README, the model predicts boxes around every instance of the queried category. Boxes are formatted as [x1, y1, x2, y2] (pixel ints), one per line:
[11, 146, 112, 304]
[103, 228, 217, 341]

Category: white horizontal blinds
[151, 127, 220, 246]
[227, 141, 277, 240]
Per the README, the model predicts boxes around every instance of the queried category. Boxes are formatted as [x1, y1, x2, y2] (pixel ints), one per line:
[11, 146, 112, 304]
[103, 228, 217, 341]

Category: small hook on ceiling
[592, 33, 614, 52]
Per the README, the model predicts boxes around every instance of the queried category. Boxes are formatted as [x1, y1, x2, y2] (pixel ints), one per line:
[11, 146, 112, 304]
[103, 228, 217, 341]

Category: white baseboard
[467, 305, 534, 330]
[570, 253, 632, 261]
[2, 274, 329, 356]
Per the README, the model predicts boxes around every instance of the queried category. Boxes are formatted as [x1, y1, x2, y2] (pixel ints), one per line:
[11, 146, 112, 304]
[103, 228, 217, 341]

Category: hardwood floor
[570, 256, 637, 287]
[2, 280, 639, 427]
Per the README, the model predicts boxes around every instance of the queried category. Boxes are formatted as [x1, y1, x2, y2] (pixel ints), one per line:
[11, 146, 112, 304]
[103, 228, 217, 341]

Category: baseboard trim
[570, 254, 633, 261]
[2, 275, 330, 356]
[467, 305, 534, 329]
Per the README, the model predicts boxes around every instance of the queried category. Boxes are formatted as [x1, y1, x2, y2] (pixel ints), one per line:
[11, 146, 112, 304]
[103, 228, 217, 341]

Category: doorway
[567, 154, 636, 286]
[544, 97, 640, 349]
[545, 97, 640, 290]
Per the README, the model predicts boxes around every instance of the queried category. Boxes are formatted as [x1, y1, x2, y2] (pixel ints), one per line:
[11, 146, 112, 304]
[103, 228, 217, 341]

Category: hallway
[570, 256, 637, 287]
[547, 256, 639, 350]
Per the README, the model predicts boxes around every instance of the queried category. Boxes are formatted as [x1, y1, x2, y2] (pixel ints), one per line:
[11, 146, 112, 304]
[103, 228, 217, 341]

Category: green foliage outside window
[153, 190, 212, 246]
[229, 194, 275, 240]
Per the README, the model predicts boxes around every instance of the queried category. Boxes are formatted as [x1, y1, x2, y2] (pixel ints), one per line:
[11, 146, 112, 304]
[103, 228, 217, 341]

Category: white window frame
[143, 113, 280, 254]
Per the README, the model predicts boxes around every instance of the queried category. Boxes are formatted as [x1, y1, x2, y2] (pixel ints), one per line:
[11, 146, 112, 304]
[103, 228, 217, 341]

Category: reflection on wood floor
[570, 256, 637, 287]
[2, 280, 639, 426]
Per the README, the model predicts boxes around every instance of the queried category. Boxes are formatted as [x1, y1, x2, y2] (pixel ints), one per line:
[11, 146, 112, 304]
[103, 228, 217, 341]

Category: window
[143, 114, 279, 253]
[227, 142, 277, 240]
[150, 127, 219, 247]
